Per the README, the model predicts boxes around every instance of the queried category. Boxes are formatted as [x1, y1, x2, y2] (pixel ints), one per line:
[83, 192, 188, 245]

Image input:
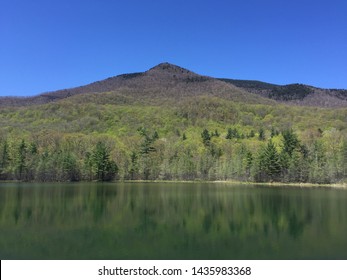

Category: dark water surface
[0, 182, 346, 259]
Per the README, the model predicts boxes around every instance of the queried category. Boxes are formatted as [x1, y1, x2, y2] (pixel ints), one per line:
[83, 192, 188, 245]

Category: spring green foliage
[86, 142, 118, 181]
[0, 94, 346, 183]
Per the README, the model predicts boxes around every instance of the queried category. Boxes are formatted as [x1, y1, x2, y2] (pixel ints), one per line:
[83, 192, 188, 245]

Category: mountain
[1, 62, 346, 108]
[0, 63, 272, 107]
[1, 63, 346, 184]
[219, 78, 347, 107]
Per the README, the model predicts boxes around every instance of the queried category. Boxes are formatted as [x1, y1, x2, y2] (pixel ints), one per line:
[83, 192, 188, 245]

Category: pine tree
[282, 129, 299, 157]
[257, 140, 281, 182]
[152, 131, 159, 141]
[226, 128, 239, 139]
[248, 130, 255, 138]
[91, 142, 118, 181]
[129, 151, 139, 180]
[244, 150, 253, 178]
[138, 128, 157, 154]
[226, 128, 233, 139]
[258, 128, 265, 141]
[201, 129, 211, 146]
[16, 139, 27, 180]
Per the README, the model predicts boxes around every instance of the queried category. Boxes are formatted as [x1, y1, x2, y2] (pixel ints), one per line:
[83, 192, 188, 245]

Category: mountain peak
[2, 63, 346, 108]
[148, 62, 192, 75]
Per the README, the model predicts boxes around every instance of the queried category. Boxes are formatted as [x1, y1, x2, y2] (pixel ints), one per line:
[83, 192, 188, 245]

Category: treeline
[1, 127, 346, 184]
[0, 137, 118, 182]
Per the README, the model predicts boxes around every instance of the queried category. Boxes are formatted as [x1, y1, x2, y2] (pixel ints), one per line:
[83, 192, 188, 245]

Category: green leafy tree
[340, 140, 347, 178]
[0, 140, 10, 179]
[247, 130, 255, 138]
[35, 149, 54, 182]
[270, 127, 279, 138]
[309, 140, 328, 183]
[25, 141, 39, 181]
[61, 152, 80, 181]
[286, 149, 309, 182]
[212, 129, 220, 137]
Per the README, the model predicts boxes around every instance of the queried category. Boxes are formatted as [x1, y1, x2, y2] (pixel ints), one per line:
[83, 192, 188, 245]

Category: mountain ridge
[219, 78, 347, 107]
[0, 62, 346, 108]
[0, 64, 346, 185]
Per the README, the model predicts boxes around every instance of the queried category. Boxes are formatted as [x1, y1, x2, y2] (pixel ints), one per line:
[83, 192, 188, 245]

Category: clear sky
[1, 0, 346, 96]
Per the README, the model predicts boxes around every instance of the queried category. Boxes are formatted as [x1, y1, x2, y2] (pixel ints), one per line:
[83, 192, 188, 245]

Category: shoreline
[0, 179, 346, 189]
[112, 179, 347, 189]
[211, 180, 347, 189]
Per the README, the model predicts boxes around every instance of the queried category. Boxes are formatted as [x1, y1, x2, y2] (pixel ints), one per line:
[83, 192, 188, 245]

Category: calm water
[0, 182, 346, 259]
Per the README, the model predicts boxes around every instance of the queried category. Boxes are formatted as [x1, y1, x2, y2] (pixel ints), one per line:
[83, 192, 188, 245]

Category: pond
[0, 182, 346, 259]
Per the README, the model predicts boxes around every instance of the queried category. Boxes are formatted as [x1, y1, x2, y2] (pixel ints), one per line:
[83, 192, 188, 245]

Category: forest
[0, 93, 346, 184]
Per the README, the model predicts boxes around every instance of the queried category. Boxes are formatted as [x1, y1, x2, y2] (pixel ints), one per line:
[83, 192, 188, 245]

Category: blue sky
[1, 0, 346, 96]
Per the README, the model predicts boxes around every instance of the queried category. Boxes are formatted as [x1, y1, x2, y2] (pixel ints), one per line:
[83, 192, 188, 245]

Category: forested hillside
[0, 63, 346, 184]
[220, 79, 347, 108]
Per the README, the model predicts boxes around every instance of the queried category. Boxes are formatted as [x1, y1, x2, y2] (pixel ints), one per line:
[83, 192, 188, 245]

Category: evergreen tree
[248, 130, 255, 138]
[257, 140, 281, 182]
[226, 128, 240, 139]
[245, 151, 253, 170]
[226, 128, 233, 139]
[29, 142, 38, 154]
[129, 151, 139, 180]
[242, 149, 253, 179]
[138, 128, 157, 154]
[90, 142, 118, 181]
[152, 131, 159, 141]
[258, 128, 265, 141]
[201, 129, 211, 146]
[282, 129, 299, 157]
[15, 139, 27, 180]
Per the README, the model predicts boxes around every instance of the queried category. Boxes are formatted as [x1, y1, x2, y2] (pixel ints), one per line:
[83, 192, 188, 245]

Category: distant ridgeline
[0, 63, 346, 183]
[219, 79, 347, 104]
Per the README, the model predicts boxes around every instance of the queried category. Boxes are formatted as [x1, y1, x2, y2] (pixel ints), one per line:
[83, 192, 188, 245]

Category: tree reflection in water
[0, 183, 346, 259]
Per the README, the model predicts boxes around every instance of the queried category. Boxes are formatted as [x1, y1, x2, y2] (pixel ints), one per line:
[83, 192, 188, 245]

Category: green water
[0, 182, 346, 259]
